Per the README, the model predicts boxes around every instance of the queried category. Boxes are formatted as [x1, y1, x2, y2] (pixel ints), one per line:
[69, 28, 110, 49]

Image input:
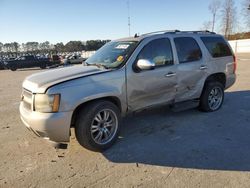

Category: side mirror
[136, 59, 155, 71]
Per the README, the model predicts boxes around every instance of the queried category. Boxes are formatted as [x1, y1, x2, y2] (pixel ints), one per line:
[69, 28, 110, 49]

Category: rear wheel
[40, 64, 46, 69]
[75, 100, 121, 151]
[199, 81, 224, 112]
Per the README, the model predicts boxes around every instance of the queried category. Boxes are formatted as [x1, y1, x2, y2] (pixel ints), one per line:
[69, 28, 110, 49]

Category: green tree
[54, 42, 65, 53]
[39, 41, 50, 53]
[26, 42, 39, 52]
[65, 41, 84, 52]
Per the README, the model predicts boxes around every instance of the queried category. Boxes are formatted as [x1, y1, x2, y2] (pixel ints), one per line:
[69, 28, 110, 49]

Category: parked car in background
[66, 54, 85, 65]
[0, 61, 5, 70]
[20, 30, 236, 151]
[4, 55, 54, 71]
[51, 54, 62, 64]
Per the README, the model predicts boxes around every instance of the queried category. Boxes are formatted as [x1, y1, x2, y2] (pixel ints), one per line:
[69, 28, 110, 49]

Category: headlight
[34, 94, 60, 113]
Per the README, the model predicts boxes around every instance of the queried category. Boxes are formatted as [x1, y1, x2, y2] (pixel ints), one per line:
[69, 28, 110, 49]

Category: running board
[170, 100, 200, 112]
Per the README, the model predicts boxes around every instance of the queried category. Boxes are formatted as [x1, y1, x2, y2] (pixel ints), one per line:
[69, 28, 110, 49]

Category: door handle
[165, 72, 176, 77]
[200, 65, 208, 70]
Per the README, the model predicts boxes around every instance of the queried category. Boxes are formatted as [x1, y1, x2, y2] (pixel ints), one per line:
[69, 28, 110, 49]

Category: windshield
[85, 41, 138, 68]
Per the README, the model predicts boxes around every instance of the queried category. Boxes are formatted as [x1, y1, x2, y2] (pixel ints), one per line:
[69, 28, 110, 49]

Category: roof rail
[140, 30, 180, 36]
[135, 30, 216, 38]
[176, 30, 216, 34]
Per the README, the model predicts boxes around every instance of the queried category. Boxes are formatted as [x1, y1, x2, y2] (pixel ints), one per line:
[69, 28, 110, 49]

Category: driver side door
[126, 37, 177, 111]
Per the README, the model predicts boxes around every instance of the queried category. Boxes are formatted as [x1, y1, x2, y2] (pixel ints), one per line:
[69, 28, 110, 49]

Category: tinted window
[174, 37, 202, 63]
[138, 38, 173, 67]
[201, 37, 232, 57]
[25, 56, 34, 60]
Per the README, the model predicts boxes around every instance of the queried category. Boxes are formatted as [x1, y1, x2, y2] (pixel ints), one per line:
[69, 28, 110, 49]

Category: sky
[0, 0, 245, 44]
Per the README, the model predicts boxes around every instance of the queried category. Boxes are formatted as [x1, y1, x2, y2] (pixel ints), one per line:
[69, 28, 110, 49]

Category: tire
[199, 81, 224, 112]
[75, 100, 121, 151]
[10, 67, 17, 71]
[40, 64, 46, 69]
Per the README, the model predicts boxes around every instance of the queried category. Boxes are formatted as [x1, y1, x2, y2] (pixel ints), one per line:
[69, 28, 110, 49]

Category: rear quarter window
[201, 37, 232, 58]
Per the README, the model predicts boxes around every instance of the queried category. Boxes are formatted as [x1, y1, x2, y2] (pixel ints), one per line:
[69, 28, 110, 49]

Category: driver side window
[138, 38, 173, 67]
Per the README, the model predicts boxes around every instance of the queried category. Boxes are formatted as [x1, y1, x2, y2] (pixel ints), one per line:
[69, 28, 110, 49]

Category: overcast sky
[0, 0, 244, 44]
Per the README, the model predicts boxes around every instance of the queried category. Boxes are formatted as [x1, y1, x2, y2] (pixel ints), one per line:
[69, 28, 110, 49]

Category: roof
[114, 30, 220, 42]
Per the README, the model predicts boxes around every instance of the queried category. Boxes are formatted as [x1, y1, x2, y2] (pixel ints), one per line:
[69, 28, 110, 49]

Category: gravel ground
[0, 54, 250, 188]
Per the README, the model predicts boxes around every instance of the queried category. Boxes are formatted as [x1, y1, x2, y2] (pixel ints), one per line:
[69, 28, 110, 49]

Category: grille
[22, 89, 33, 110]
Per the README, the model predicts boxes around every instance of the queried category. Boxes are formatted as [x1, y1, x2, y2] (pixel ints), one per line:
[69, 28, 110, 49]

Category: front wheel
[75, 100, 121, 151]
[199, 81, 224, 112]
[10, 67, 17, 71]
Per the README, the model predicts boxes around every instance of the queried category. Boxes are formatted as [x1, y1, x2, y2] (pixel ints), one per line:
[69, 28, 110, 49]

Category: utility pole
[127, 0, 131, 37]
[248, 4, 250, 10]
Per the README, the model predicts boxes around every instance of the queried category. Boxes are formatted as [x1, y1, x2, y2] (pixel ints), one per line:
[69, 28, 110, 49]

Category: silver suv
[20, 30, 236, 151]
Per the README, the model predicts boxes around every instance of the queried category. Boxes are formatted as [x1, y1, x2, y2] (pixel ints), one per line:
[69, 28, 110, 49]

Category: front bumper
[20, 102, 73, 143]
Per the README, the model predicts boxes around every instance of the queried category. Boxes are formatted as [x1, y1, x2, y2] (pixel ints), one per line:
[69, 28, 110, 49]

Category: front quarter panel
[46, 68, 127, 114]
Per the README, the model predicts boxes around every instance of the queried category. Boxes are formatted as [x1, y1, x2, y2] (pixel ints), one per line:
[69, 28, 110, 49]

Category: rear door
[174, 36, 208, 102]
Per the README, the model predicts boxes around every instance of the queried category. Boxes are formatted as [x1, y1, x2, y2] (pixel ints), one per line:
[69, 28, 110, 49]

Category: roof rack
[136, 30, 216, 38]
[140, 30, 180, 36]
[176, 30, 216, 34]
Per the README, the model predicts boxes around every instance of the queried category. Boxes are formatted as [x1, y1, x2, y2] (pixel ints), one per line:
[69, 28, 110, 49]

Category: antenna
[127, 0, 131, 37]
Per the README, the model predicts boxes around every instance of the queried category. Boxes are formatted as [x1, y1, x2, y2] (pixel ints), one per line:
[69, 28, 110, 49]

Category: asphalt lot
[0, 53, 250, 188]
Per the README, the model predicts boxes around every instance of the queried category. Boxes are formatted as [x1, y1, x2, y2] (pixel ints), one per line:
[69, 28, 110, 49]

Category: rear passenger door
[174, 37, 208, 102]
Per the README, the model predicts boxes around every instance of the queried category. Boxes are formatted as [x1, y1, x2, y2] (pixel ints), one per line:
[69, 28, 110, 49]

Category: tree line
[0, 40, 111, 56]
[203, 0, 250, 39]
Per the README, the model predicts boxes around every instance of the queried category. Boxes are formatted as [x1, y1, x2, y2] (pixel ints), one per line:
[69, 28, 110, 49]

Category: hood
[22, 65, 107, 93]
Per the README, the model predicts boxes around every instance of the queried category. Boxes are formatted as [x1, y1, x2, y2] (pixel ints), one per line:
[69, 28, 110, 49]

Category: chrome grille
[22, 89, 33, 110]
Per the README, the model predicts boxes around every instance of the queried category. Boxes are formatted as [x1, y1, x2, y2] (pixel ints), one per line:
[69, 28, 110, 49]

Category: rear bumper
[225, 74, 236, 90]
[20, 102, 73, 143]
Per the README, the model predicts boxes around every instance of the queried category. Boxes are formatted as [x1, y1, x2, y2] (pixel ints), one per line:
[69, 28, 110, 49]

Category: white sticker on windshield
[115, 44, 130, 49]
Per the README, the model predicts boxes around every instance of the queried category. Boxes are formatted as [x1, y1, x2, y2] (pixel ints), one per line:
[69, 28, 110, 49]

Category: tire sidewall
[75, 101, 121, 151]
[200, 82, 224, 112]
[10, 67, 17, 71]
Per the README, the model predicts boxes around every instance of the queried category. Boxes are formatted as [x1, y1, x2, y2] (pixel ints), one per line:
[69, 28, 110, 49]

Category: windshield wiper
[85, 62, 109, 69]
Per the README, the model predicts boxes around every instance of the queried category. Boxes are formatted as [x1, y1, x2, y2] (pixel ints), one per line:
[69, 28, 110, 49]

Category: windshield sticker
[116, 56, 124, 62]
[115, 44, 130, 49]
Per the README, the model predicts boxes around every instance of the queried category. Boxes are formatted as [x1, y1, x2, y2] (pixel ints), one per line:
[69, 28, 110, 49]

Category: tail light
[233, 54, 237, 73]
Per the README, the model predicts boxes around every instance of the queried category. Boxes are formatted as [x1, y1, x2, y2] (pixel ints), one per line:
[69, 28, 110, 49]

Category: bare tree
[209, 0, 221, 32]
[242, 0, 250, 29]
[201, 21, 212, 30]
[220, 0, 237, 39]
[0, 42, 3, 52]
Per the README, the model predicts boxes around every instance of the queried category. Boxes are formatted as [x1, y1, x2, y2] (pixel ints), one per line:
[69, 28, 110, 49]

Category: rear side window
[138, 38, 173, 67]
[201, 37, 232, 58]
[174, 37, 202, 63]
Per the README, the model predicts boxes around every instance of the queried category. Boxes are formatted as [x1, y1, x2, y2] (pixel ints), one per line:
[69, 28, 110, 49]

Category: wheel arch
[204, 72, 226, 88]
[70, 96, 122, 128]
